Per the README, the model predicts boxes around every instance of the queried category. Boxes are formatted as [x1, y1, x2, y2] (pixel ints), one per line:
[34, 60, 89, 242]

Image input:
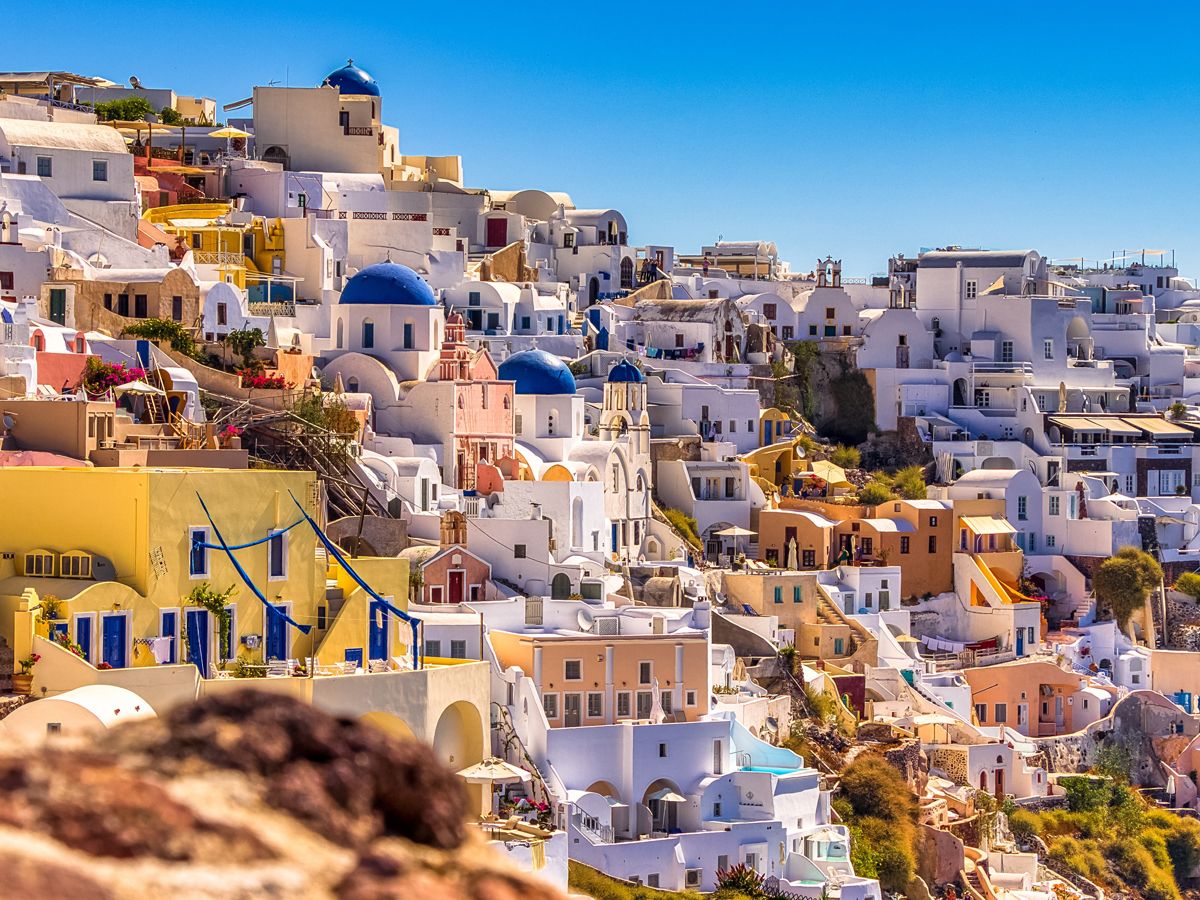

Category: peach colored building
[959, 660, 1115, 737]
[489, 630, 710, 726]
[421, 545, 491, 605]
[757, 508, 837, 570]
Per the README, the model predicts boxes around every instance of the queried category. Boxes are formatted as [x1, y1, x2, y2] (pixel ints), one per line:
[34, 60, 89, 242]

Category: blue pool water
[741, 765, 796, 775]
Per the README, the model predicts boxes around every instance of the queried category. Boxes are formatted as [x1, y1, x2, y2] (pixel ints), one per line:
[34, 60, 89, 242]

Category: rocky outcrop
[0, 690, 564, 899]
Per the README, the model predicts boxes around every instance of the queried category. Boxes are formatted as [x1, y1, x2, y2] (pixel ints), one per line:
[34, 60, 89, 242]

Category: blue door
[1016, 629, 1025, 657]
[345, 647, 364, 669]
[611, 523, 619, 552]
[74, 616, 92, 662]
[101, 615, 127, 668]
[160, 611, 177, 663]
[185, 609, 210, 678]
[368, 599, 389, 661]
[266, 605, 288, 660]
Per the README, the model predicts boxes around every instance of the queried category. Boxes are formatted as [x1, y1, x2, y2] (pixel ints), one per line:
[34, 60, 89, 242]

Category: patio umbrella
[457, 756, 532, 816]
[714, 525, 756, 561]
[114, 380, 165, 396]
[208, 125, 252, 158]
[648, 788, 687, 803]
[786, 536, 799, 570]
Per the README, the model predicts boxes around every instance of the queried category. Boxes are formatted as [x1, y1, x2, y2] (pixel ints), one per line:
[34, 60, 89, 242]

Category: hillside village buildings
[4, 58, 1200, 900]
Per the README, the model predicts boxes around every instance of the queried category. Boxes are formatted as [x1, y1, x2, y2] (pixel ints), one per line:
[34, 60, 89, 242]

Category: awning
[1087, 416, 1141, 435]
[1124, 417, 1191, 437]
[1047, 416, 1103, 431]
[961, 515, 1016, 535]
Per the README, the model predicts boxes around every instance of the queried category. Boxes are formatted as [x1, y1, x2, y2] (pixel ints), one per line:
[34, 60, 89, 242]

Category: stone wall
[326, 515, 410, 559]
[916, 823, 964, 889]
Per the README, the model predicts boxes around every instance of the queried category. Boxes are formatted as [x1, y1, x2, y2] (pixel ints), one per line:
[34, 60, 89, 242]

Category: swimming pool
[740, 765, 797, 775]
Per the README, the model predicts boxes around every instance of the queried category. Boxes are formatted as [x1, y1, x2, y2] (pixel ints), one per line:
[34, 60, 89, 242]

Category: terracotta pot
[12, 673, 33, 695]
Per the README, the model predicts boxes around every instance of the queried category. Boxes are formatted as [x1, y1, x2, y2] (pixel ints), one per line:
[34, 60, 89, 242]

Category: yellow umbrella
[208, 126, 252, 139]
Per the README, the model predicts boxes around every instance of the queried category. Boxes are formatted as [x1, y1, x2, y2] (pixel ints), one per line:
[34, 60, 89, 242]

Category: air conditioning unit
[685, 869, 702, 888]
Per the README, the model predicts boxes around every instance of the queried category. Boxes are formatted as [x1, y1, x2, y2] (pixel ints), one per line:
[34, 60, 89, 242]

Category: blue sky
[9, 1, 1199, 275]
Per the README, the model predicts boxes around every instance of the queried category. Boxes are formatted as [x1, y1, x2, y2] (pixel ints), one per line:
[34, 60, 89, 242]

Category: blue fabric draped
[191, 518, 305, 551]
[287, 491, 422, 669]
[195, 493, 313, 635]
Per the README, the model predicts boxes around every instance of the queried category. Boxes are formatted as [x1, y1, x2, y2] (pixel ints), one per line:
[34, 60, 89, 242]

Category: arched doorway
[953, 378, 968, 407]
[588, 277, 599, 306]
[432, 699, 484, 769]
[641, 778, 685, 835]
[586, 780, 622, 803]
[620, 257, 634, 290]
[551, 573, 571, 599]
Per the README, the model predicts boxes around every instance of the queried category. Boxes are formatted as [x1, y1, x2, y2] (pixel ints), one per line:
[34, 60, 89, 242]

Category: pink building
[422, 511, 493, 604]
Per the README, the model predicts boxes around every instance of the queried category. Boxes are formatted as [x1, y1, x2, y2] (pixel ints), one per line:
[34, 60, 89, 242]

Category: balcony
[247, 300, 296, 317]
[193, 250, 244, 266]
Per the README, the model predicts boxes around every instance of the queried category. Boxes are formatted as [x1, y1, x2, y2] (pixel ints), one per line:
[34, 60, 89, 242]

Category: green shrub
[94, 97, 154, 121]
[1173, 571, 1200, 600]
[891, 465, 927, 500]
[121, 318, 200, 359]
[856, 480, 893, 506]
[1008, 808, 1041, 843]
[567, 861, 702, 900]
[661, 507, 701, 551]
[829, 445, 861, 468]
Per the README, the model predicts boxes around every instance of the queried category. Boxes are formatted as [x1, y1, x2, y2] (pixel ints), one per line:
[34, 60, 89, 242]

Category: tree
[93, 97, 154, 122]
[829, 445, 861, 468]
[892, 465, 928, 500]
[1094, 546, 1163, 630]
[224, 327, 266, 369]
[1173, 571, 1200, 601]
[158, 106, 183, 125]
[1170, 401, 1188, 421]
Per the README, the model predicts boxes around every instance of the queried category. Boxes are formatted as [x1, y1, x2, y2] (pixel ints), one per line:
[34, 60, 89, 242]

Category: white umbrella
[786, 536, 799, 570]
[648, 788, 687, 803]
[114, 380, 165, 396]
[714, 525, 756, 562]
[458, 756, 532, 816]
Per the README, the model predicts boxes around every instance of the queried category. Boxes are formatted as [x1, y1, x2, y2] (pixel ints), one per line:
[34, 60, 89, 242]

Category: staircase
[815, 588, 874, 650]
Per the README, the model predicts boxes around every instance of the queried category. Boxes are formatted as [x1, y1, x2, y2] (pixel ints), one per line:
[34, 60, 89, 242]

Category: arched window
[361, 318, 374, 349]
[347, 377, 359, 393]
[620, 256, 634, 290]
[30, 330, 45, 352]
[503, 395, 510, 410]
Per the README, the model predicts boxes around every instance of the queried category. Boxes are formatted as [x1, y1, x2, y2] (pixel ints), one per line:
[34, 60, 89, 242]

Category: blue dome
[322, 61, 381, 97]
[499, 349, 577, 396]
[340, 262, 437, 306]
[608, 360, 644, 383]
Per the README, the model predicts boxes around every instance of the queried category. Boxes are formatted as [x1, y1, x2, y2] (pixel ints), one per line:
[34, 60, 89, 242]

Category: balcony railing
[193, 250, 243, 266]
[247, 300, 296, 317]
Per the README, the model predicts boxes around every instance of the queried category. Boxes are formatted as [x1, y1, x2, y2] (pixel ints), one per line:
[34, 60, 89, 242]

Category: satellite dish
[2, 415, 13, 429]
[577, 608, 594, 631]
[129, 76, 142, 89]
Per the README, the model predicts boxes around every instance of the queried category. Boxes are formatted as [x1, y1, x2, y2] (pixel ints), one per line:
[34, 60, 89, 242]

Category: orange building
[489, 629, 710, 726]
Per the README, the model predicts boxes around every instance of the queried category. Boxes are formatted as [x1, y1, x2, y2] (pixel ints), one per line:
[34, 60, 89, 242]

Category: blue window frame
[773, 586, 782, 604]
[159, 610, 177, 663]
[189, 528, 208, 576]
[101, 614, 128, 668]
[74, 615, 93, 662]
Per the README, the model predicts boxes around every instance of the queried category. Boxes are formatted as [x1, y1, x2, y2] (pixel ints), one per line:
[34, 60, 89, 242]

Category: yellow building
[0, 464, 489, 768]
[143, 202, 286, 292]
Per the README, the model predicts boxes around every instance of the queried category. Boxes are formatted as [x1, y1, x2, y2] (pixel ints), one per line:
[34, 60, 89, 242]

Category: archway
[432, 699, 484, 769]
[953, 378, 968, 407]
[641, 778, 685, 835]
[262, 146, 289, 167]
[360, 710, 416, 741]
[645, 537, 662, 561]
[586, 780, 622, 803]
[551, 573, 571, 599]
[620, 257, 634, 290]
[588, 277, 599, 306]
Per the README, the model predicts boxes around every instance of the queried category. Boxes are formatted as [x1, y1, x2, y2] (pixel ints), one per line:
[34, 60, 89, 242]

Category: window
[361, 320, 374, 348]
[763, 303, 777, 320]
[1046, 534, 1056, 548]
[802, 549, 815, 567]
[639, 661, 652, 684]
[833, 637, 845, 655]
[468, 291, 481, 307]
[403, 323, 413, 348]
[975, 703, 987, 723]
[564, 659, 582, 680]
[808, 324, 818, 336]
[824, 307, 835, 319]
[514, 413, 523, 434]
[793, 586, 801, 603]
[543, 694, 558, 718]
[658, 742, 668, 758]
[1001, 340, 1013, 363]
[425, 639, 441, 657]
[1017, 496, 1028, 520]
[686, 690, 697, 706]
[118, 293, 129, 316]
[24, 551, 54, 577]
[189, 528, 209, 577]
[1044, 339, 1054, 360]
[216, 303, 227, 326]
[774, 586, 783, 604]
[782, 326, 794, 340]
[729, 420, 736, 433]
[725, 477, 736, 497]
[587, 692, 602, 717]
[171, 296, 183, 321]
[514, 544, 526, 559]
[92, 159, 107, 182]
[995, 703, 1007, 723]
[36, 156, 52, 177]
[965, 280, 977, 300]
[450, 640, 467, 659]
[928, 535, 938, 553]
[268, 531, 286, 579]
[191, 233, 201, 249]
[520, 316, 530, 330]
[617, 692, 631, 717]
[1049, 496, 1060, 516]
[134, 294, 147, 318]
[60, 553, 91, 579]
[900, 536, 910, 554]
[661, 692, 673, 713]
[0, 271, 12, 291]
[675, 333, 684, 348]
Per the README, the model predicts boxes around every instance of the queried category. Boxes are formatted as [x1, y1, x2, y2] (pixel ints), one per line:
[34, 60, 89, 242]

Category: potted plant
[14, 652, 40, 695]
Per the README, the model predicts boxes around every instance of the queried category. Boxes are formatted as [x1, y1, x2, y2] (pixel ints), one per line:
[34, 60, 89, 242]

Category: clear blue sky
[9, 1, 1198, 275]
